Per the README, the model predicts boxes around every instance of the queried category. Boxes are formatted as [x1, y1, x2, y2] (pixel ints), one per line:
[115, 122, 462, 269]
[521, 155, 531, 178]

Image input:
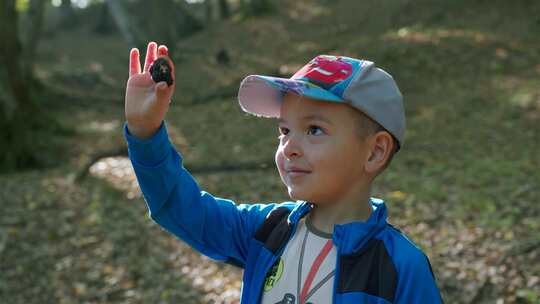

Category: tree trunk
[105, 0, 138, 47]
[245, 0, 272, 16]
[174, 1, 204, 37]
[1, 0, 33, 117]
[205, 0, 214, 22]
[95, 2, 116, 35]
[0, 0, 57, 172]
[218, 0, 230, 19]
[132, 0, 202, 46]
[59, 0, 76, 27]
[239, 0, 248, 11]
[146, 0, 179, 44]
[24, 0, 46, 75]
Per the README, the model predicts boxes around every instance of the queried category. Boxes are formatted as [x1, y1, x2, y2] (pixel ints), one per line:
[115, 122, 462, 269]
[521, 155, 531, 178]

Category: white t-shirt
[261, 216, 337, 304]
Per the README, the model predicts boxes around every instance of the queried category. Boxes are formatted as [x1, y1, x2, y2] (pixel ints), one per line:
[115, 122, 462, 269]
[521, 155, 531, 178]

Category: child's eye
[307, 125, 324, 136]
[278, 126, 289, 137]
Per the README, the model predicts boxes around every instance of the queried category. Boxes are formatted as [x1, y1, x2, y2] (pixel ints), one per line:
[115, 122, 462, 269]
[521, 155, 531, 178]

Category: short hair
[353, 110, 399, 175]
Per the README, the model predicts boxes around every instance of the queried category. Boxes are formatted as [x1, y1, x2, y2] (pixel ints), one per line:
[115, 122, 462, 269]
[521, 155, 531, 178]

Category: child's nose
[283, 135, 303, 159]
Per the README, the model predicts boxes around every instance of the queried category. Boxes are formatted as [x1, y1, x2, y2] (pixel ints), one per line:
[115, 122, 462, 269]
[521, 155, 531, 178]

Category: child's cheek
[274, 146, 286, 176]
[308, 134, 328, 145]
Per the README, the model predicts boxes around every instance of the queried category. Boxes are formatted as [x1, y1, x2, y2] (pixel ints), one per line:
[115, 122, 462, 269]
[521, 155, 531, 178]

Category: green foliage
[240, 0, 275, 17]
[517, 289, 539, 303]
[15, 0, 29, 12]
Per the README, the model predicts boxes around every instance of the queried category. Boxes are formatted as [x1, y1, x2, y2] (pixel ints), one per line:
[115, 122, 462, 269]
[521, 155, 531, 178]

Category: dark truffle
[149, 57, 173, 86]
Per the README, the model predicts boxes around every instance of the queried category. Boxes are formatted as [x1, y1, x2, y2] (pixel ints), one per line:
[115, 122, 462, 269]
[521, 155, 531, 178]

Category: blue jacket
[123, 121, 443, 304]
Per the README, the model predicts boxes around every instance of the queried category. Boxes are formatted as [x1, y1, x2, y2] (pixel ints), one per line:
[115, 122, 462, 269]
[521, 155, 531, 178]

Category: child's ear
[365, 131, 393, 174]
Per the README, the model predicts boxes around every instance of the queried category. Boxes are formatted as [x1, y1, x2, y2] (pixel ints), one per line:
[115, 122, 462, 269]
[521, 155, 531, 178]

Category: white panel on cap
[238, 76, 282, 118]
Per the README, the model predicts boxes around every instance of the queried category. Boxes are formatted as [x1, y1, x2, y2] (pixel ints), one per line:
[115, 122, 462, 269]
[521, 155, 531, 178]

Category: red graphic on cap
[292, 55, 353, 88]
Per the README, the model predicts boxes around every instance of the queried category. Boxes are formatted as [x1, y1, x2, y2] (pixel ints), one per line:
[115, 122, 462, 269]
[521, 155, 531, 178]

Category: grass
[1, 0, 539, 303]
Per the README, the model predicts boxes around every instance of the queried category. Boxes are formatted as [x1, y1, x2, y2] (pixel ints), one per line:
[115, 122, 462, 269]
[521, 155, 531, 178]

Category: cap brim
[238, 75, 344, 118]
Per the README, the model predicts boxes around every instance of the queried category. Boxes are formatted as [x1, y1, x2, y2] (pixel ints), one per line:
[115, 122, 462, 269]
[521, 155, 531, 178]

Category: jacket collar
[289, 198, 388, 254]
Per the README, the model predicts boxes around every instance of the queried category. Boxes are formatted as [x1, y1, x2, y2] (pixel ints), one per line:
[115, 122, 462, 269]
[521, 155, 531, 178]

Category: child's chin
[287, 188, 310, 201]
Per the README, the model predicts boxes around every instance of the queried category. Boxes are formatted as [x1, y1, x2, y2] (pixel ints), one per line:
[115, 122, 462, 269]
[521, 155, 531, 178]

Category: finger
[143, 41, 158, 73]
[155, 81, 174, 106]
[129, 48, 141, 76]
[155, 82, 168, 100]
[158, 45, 168, 57]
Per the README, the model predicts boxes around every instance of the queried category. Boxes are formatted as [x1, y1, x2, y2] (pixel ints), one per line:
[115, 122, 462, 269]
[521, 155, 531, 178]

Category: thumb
[155, 82, 170, 102]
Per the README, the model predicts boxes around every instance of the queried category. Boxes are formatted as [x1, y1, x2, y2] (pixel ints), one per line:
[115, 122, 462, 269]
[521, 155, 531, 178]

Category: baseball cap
[237, 55, 406, 150]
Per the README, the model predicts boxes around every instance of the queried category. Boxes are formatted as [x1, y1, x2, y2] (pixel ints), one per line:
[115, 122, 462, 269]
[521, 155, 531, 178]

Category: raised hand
[125, 41, 176, 139]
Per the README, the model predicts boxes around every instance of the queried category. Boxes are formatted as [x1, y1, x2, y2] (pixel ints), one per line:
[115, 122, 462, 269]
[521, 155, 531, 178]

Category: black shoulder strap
[254, 207, 293, 254]
[225, 206, 293, 269]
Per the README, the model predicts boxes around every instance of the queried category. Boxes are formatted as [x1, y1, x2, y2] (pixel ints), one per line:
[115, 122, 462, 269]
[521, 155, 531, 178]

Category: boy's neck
[307, 186, 373, 235]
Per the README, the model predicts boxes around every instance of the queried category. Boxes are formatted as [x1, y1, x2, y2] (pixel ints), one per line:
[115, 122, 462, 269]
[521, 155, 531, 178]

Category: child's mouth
[286, 168, 311, 178]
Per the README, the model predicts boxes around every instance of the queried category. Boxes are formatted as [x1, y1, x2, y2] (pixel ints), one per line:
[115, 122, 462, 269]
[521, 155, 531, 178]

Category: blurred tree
[204, 0, 213, 21]
[133, 0, 202, 46]
[104, 0, 202, 48]
[0, 0, 60, 172]
[241, 0, 273, 16]
[203, 0, 219, 22]
[59, 0, 76, 27]
[24, 0, 46, 70]
[94, 2, 115, 34]
[218, 0, 230, 19]
[205, 0, 273, 21]
[105, 0, 138, 46]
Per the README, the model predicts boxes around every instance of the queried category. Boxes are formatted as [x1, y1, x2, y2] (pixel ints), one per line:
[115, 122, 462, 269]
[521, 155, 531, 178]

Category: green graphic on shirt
[263, 257, 284, 292]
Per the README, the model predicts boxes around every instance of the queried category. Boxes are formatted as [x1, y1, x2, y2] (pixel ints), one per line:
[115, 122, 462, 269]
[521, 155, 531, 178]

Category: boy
[124, 41, 442, 303]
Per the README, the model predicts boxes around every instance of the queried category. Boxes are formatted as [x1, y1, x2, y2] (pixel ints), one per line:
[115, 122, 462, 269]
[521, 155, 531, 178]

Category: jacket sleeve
[394, 249, 443, 304]
[123, 120, 276, 267]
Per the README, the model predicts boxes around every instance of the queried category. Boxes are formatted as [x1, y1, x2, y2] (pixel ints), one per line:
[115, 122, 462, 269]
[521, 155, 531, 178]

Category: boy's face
[275, 93, 372, 205]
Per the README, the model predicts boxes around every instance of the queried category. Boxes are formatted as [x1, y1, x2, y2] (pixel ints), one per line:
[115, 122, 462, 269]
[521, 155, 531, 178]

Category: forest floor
[1, 0, 539, 303]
